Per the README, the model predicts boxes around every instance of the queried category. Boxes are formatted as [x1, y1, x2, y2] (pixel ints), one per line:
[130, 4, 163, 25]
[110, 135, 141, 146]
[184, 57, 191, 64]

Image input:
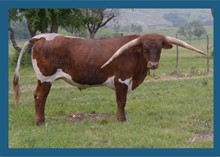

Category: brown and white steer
[13, 33, 206, 126]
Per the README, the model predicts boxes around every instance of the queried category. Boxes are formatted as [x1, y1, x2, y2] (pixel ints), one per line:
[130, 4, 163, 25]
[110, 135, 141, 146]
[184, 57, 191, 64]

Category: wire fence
[170, 33, 213, 76]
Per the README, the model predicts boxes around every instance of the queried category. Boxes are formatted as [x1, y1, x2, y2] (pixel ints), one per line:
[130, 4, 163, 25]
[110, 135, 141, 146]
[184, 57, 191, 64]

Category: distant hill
[107, 9, 213, 31]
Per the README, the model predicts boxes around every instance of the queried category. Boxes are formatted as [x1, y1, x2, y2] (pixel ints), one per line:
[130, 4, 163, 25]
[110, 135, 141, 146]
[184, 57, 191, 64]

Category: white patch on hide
[65, 35, 84, 39]
[32, 57, 133, 93]
[32, 33, 61, 41]
[32, 33, 85, 44]
[102, 76, 115, 90]
[118, 77, 133, 92]
[32, 58, 116, 90]
[32, 59, 71, 83]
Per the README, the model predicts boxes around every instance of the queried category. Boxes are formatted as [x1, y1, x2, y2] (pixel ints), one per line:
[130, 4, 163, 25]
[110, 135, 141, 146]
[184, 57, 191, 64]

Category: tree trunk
[50, 10, 59, 33]
[41, 25, 48, 33]
[89, 31, 95, 38]
[8, 21, 21, 52]
[27, 19, 37, 37]
[50, 20, 58, 33]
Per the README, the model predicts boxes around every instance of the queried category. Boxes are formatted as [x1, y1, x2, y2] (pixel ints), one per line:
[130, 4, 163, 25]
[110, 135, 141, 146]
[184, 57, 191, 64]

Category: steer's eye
[143, 45, 148, 50]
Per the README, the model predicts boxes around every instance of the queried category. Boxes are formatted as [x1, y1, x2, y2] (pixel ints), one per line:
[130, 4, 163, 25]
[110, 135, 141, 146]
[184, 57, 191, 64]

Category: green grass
[8, 33, 213, 148]
[9, 67, 213, 148]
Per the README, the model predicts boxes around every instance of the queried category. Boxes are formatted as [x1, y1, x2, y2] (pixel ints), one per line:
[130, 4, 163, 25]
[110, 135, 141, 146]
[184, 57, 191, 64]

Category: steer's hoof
[117, 115, 126, 122]
[36, 119, 45, 126]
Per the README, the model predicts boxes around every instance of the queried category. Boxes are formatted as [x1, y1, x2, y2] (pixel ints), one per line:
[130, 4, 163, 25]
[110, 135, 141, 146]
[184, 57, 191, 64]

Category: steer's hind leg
[114, 80, 128, 122]
[34, 80, 52, 126]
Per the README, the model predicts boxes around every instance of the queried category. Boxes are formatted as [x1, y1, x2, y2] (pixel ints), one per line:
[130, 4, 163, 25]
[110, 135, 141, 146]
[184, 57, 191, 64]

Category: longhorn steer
[13, 33, 205, 126]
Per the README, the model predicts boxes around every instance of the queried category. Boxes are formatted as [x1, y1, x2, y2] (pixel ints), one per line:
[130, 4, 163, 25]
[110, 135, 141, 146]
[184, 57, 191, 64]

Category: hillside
[107, 9, 213, 30]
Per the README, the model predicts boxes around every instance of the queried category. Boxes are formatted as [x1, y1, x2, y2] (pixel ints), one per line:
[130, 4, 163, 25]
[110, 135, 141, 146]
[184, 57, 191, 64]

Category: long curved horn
[101, 38, 140, 69]
[165, 36, 206, 56]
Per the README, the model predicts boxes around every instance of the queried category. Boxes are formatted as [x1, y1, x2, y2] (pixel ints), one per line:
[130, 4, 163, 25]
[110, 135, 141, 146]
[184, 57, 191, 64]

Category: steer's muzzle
[147, 62, 159, 70]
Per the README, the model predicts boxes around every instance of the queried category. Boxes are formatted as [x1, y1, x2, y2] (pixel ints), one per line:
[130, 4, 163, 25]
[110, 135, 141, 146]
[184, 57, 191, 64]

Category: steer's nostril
[154, 63, 158, 66]
[147, 62, 159, 69]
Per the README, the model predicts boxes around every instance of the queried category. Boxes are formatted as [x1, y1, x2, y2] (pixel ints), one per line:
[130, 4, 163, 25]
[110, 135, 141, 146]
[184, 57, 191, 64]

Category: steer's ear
[162, 42, 173, 49]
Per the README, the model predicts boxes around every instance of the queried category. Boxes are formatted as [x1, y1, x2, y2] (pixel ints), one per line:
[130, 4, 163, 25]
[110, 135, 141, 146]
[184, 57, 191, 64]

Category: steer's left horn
[165, 36, 207, 56]
[101, 38, 140, 69]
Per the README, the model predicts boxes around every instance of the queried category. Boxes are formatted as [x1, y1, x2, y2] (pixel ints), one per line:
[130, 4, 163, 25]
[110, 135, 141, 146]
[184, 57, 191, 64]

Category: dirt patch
[187, 132, 213, 144]
[67, 113, 112, 123]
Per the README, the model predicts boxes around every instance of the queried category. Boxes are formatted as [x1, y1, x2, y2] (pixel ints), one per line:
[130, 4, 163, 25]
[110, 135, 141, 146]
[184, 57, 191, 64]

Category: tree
[177, 20, 206, 43]
[190, 20, 206, 39]
[20, 9, 48, 35]
[8, 9, 22, 52]
[83, 9, 118, 38]
[130, 24, 143, 33]
[9, 9, 118, 53]
[20, 9, 61, 34]
[9, 9, 85, 52]
[177, 23, 193, 44]
[61, 9, 87, 36]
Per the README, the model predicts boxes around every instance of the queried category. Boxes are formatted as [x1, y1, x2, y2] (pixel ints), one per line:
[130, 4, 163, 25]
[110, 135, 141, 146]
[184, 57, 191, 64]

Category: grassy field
[8, 34, 213, 148]
[8, 30, 213, 148]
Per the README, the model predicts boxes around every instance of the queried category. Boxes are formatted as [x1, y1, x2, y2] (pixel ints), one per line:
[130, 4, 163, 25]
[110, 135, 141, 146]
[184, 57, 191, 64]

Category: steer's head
[101, 34, 206, 70]
[139, 34, 173, 70]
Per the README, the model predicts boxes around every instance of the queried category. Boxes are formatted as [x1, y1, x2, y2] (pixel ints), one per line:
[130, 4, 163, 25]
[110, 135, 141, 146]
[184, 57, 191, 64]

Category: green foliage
[177, 24, 193, 42]
[82, 9, 117, 38]
[190, 20, 207, 39]
[177, 20, 207, 41]
[19, 9, 85, 34]
[9, 52, 32, 68]
[11, 9, 116, 39]
[20, 9, 50, 32]
[60, 9, 87, 35]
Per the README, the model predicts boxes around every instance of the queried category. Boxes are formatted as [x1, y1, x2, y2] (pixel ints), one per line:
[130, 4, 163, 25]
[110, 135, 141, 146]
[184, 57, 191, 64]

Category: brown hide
[31, 35, 141, 86]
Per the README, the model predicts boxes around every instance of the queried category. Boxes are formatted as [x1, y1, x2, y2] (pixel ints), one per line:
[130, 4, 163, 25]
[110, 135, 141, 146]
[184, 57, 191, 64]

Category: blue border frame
[0, 0, 218, 156]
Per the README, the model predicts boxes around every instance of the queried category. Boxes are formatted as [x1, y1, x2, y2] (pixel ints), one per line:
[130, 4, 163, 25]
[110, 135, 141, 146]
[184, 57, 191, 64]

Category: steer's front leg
[114, 80, 128, 122]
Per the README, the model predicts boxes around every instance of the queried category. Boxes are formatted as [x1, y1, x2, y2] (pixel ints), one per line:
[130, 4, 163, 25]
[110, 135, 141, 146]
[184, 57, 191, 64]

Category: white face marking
[32, 33, 61, 41]
[118, 77, 133, 92]
[102, 76, 115, 90]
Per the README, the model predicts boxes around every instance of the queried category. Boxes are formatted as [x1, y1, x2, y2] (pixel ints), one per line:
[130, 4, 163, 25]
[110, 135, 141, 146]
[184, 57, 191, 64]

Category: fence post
[176, 34, 179, 69]
[206, 34, 210, 74]
[170, 34, 180, 76]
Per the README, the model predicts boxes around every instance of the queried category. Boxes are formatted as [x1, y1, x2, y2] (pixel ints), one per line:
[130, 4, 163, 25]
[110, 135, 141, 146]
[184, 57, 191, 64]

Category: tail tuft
[13, 71, 20, 105]
[12, 40, 31, 105]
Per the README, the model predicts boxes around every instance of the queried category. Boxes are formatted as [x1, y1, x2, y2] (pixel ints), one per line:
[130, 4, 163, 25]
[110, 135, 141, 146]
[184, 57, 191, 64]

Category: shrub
[9, 51, 32, 68]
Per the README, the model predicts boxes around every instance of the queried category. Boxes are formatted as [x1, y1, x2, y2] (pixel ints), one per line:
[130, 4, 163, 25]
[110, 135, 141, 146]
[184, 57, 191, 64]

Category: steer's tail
[13, 41, 31, 105]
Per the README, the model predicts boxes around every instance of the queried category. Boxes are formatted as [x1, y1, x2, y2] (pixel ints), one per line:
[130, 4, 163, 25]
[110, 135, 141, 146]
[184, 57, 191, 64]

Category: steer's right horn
[165, 36, 207, 56]
[101, 38, 140, 69]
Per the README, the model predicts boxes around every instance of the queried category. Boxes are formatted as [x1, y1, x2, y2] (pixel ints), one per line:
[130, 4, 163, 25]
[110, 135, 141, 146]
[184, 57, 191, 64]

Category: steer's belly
[62, 76, 115, 90]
